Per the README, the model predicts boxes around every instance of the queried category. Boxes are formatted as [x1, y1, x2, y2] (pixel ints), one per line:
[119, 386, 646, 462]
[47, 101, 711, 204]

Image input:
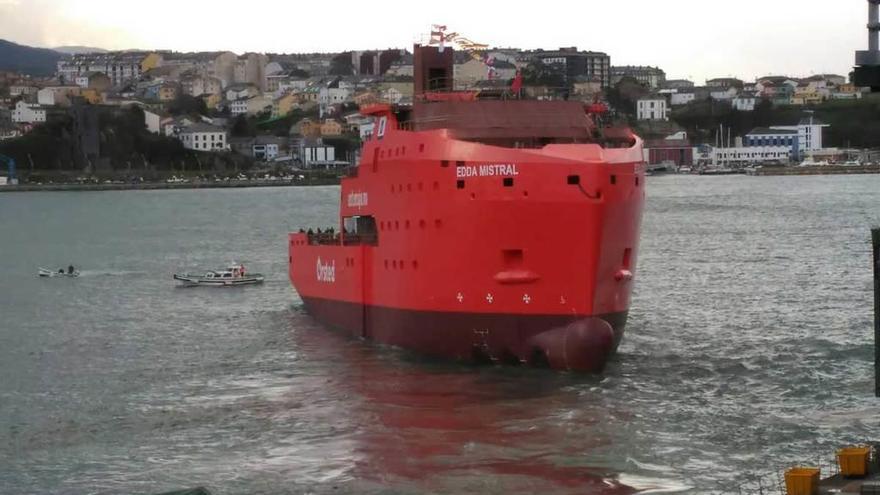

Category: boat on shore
[173, 264, 264, 287]
[38, 267, 79, 278]
[288, 41, 645, 373]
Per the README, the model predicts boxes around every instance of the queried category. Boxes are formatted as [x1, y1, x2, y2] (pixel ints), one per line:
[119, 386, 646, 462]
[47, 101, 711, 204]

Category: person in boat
[58, 268, 65, 274]
[68, 265, 75, 275]
[240, 265, 246, 277]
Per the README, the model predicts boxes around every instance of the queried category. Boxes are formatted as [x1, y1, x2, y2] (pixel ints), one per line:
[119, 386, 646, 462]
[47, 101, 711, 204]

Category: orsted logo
[316, 257, 336, 283]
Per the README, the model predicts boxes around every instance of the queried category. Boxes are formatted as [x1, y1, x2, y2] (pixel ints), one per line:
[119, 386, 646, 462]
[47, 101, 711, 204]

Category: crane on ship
[0, 153, 16, 185]
[428, 25, 507, 81]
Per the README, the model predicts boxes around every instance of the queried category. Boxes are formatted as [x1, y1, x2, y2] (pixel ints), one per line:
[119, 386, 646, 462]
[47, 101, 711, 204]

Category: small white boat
[173, 263, 264, 287]
[38, 267, 80, 278]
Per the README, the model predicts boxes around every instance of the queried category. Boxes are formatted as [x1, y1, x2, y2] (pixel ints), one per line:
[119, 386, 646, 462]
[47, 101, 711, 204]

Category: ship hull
[301, 296, 627, 372]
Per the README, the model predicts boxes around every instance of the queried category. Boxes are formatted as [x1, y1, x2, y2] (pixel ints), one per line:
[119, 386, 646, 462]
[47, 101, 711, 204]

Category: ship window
[441, 160, 450, 168]
[456, 160, 466, 167]
[610, 174, 617, 185]
[457, 180, 465, 189]
[503, 178, 514, 187]
[567, 175, 580, 185]
[343, 216, 378, 246]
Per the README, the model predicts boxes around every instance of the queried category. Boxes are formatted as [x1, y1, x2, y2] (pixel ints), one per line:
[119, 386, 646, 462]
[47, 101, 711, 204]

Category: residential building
[37, 86, 81, 106]
[663, 79, 695, 90]
[385, 61, 414, 78]
[10, 85, 39, 98]
[636, 98, 668, 121]
[572, 81, 602, 98]
[295, 118, 322, 138]
[710, 87, 738, 100]
[247, 95, 273, 116]
[57, 51, 162, 86]
[529, 47, 611, 88]
[12, 101, 47, 124]
[831, 83, 863, 100]
[225, 83, 259, 102]
[761, 83, 794, 105]
[143, 109, 162, 134]
[252, 135, 285, 161]
[234, 53, 269, 91]
[706, 77, 744, 89]
[319, 81, 353, 117]
[177, 123, 227, 151]
[320, 119, 343, 136]
[158, 83, 179, 102]
[207, 52, 238, 88]
[202, 93, 222, 110]
[230, 98, 249, 116]
[732, 95, 758, 111]
[454, 59, 517, 88]
[73, 72, 111, 92]
[791, 89, 824, 106]
[611, 66, 666, 88]
[272, 93, 300, 118]
[181, 75, 222, 97]
[670, 92, 696, 106]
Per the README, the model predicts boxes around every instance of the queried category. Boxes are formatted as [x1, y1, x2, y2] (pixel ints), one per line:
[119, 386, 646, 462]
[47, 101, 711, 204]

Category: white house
[9, 85, 38, 97]
[319, 86, 352, 117]
[637, 98, 668, 121]
[710, 87, 739, 101]
[230, 98, 249, 116]
[12, 101, 46, 124]
[670, 92, 696, 106]
[143, 110, 162, 134]
[37, 86, 80, 106]
[225, 84, 259, 102]
[732, 95, 757, 111]
[177, 123, 227, 152]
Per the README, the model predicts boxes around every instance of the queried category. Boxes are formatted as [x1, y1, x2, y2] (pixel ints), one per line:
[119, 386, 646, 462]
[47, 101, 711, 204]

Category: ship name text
[316, 257, 336, 283]
[456, 164, 519, 179]
[347, 191, 368, 208]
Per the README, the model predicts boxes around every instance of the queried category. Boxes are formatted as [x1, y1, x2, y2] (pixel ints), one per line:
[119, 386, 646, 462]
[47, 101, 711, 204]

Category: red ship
[289, 44, 645, 372]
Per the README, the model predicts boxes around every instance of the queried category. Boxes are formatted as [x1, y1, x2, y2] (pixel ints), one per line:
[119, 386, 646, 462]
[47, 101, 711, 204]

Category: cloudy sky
[0, 0, 869, 82]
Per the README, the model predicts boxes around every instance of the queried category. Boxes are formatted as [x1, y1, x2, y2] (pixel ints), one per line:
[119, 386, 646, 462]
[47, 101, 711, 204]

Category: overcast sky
[0, 0, 870, 82]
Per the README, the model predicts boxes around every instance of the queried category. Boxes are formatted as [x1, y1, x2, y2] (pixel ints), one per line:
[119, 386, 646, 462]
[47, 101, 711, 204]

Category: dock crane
[0, 153, 17, 185]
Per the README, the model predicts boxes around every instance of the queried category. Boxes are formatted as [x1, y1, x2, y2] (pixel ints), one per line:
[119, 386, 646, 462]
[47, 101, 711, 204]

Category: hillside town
[0, 41, 877, 184]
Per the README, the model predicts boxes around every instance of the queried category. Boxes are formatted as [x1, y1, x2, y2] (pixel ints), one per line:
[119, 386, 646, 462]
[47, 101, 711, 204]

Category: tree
[329, 52, 354, 76]
[231, 114, 256, 137]
[605, 77, 650, 121]
[522, 59, 566, 88]
[168, 94, 207, 117]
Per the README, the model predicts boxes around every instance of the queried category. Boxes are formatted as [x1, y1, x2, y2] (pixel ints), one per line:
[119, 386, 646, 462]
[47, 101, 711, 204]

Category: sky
[0, 0, 870, 83]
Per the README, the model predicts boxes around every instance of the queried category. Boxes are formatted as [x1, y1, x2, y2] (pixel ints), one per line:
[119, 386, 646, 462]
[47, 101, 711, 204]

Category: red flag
[510, 70, 523, 94]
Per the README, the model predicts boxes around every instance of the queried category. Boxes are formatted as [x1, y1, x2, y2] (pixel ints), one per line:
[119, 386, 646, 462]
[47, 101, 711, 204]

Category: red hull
[302, 296, 628, 372]
[289, 53, 645, 372]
